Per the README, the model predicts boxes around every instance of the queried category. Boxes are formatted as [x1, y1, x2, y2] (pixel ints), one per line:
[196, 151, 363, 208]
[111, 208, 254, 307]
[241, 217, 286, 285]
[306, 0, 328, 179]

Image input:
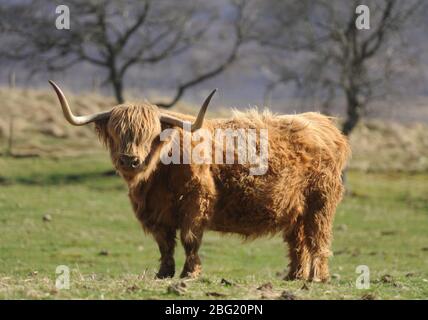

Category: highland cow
[49, 81, 350, 282]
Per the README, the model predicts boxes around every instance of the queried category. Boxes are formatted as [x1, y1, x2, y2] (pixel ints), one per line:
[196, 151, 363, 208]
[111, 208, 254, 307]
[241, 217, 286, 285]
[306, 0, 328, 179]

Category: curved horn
[159, 89, 217, 132]
[49, 80, 111, 126]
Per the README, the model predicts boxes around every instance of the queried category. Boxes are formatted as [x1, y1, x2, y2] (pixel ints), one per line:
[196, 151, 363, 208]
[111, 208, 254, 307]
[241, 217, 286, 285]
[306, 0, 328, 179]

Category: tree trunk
[341, 89, 362, 194]
[109, 60, 125, 104]
[112, 78, 124, 104]
[342, 89, 361, 136]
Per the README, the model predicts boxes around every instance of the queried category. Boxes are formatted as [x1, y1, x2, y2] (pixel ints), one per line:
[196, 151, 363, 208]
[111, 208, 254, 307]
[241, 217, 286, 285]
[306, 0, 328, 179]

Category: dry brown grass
[349, 120, 428, 172]
[1, 87, 427, 172]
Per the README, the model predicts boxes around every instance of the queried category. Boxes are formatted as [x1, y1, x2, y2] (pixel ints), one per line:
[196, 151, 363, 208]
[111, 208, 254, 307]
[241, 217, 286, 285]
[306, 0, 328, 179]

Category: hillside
[1, 87, 427, 172]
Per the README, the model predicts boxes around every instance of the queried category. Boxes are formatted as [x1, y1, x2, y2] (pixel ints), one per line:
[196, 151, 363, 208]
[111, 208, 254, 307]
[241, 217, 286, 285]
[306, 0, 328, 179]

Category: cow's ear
[94, 117, 110, 146]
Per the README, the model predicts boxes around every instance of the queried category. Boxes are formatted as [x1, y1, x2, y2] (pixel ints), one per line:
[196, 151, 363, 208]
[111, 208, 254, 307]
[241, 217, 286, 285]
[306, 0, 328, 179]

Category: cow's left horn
[159, 89, 217, 132]
[49, 80, 111, 126]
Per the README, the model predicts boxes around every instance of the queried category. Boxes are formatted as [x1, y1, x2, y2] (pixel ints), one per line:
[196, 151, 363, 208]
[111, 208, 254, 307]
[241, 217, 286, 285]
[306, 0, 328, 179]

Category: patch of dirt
[279, 290, 297, 300]
[206, 292, 226, 297]
[361, 293, 377, 300]
[257, 282, 273, 291]
[300, 283, 310, 290]
[98, 250, 109, 256]
[126, 284, 139, 292]
[167, 282, 187, 295]
[220, 278, 233, 287]
[380, 230, 398, 236]
[380, 274, 394, 283]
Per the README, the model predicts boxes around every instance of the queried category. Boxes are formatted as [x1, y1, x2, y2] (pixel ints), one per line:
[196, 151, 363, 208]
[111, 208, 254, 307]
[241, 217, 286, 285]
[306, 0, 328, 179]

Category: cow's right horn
[49, 80, 111, 126]
[159, 89, 217, 132]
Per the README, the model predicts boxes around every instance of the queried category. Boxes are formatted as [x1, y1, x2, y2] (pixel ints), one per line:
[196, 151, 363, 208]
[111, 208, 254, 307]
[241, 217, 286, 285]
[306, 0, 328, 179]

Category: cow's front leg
[153, 228, 176, 279]
[176, 175, 214, 278]
[180, 227, 204, 278]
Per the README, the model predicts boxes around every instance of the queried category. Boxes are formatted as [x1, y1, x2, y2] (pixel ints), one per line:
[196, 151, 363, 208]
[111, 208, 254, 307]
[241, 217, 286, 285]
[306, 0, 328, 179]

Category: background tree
[0, 0, 249, 106]
[250, 0, 425, 135]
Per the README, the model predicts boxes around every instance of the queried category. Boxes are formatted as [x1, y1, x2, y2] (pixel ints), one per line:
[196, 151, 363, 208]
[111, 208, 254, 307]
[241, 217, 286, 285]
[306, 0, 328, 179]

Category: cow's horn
[49, 80, 111, 126]
[159, 89, 217, 132]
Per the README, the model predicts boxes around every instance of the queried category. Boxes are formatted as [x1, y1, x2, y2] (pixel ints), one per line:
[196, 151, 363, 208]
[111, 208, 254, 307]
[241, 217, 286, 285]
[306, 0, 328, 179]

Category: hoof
[309, 276, 330, 283]
[156, 269, 175, 279]
[180, 265, 201, 279]
[284, 272, 309, 282]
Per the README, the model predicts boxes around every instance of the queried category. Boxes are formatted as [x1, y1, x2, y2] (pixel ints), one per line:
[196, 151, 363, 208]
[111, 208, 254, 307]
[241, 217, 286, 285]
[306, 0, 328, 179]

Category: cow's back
[206, 111, 350, 238]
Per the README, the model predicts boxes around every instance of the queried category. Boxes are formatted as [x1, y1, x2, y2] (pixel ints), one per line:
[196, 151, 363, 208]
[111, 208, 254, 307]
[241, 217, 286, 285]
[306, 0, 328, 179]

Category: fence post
[92, 76, 100, 93]
[8, 71, 16, 88]
[6, 115, 14, 156]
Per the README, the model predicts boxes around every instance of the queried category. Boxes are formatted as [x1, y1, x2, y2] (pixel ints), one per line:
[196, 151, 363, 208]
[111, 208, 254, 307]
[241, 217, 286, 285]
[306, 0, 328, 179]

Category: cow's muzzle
[119, 154, 142, 170]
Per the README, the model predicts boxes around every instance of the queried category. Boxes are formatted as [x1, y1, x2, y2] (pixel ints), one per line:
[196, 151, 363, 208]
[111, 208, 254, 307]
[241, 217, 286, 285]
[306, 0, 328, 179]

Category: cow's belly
[208, 165, 303, 237]
[207, 184, 283, 237]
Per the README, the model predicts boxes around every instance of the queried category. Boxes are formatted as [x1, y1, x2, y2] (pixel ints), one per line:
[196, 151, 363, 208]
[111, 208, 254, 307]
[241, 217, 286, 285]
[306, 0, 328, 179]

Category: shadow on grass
[0, 170, 118, 186]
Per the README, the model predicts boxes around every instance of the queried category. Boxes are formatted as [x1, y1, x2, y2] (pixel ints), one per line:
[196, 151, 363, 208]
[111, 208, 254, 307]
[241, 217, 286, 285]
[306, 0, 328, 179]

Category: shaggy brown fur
[95, 104, 350, 281]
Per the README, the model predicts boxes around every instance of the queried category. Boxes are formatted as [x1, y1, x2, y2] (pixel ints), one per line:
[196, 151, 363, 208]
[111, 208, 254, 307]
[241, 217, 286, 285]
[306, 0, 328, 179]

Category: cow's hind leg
[305, 185, 342, 282]
[154, 227, 176, 279]
[180, 227, 204, 278]
[284, 216, 311, 281]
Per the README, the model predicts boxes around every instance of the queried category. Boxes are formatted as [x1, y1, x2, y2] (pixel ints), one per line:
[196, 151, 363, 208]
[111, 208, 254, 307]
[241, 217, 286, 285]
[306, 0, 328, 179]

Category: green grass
[0, 155, 427, 299]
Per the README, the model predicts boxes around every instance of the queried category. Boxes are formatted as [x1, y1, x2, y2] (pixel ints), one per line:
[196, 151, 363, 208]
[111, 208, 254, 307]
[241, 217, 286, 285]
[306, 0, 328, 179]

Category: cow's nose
[119, 155, 141, 169]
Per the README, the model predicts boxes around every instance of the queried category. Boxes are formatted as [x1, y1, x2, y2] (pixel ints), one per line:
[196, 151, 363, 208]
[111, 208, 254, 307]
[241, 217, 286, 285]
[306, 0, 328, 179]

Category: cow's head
[49, 81, 216, 179]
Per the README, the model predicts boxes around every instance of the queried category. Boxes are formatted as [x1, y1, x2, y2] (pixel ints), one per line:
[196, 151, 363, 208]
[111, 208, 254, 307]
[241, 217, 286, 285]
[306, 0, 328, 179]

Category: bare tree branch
[0, 0, 235, 106]
[250, 0, 424, 135]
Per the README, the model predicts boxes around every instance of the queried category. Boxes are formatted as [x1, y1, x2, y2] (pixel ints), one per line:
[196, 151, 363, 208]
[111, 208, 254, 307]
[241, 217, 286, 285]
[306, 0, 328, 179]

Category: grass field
[0, 154, 427, 299]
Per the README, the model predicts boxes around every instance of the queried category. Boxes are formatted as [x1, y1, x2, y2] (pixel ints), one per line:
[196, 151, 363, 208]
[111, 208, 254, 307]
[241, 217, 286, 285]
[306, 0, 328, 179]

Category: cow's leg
[284, 216, 311, 281]
[178, 186, 214, 278]
[176, 172, 214, 279]
[180, 227, 204, 278]
[305, 187, 341, 282]
[154, 228, 176, 279]
[305, 206, 333, 282]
